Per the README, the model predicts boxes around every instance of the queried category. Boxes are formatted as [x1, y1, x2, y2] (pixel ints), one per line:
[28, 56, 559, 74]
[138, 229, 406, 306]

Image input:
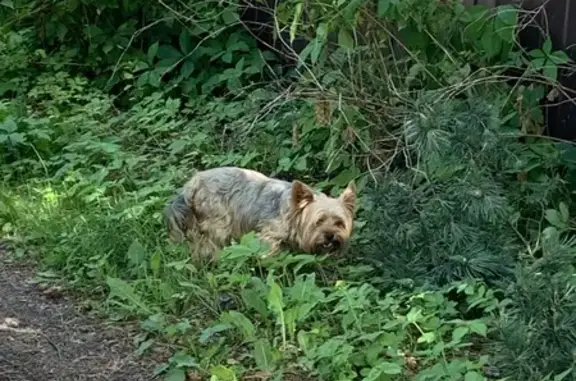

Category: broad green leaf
[310, 39, 324, 64]
[550, 51, 570, 65]
[530, 57, 546, 70]
[169, 353, 197, 368]
[452, 326, 469, 342]
[464, 371, 485, 381]
[290, 3, 303, 43]
[127, 239, 147, 267]
[284, 307, 298, 338]
[331, 167, 359, 187]
[179, 60, 195, 79]
[316, 22, 328, 40]
[156, 58, 180, 70]
[559, 202, 569, 223]
[7, 132, 24, 144]
[338, 28, 354, 51]
[290, 273, 317, 302]
[221, 51, 233, 64]
[545, 209, 564, 228]
[529, 49, 545, 59]
[210, 365, 237, 381]
[106, 276, 152, 314]
[496, 5, 518, 26]
[480, 27, 502, 59]
[221, 311, 256, 342]
[169, 139, 189, 154]
[241, 288, 268, 317]
[417, 331, 436, 343]
[469, 320, 487, 337]
[267, 281, 284, 315]
[221, 7, 237, 24]
[494, 5, 517, 42]
[543, 37, 552, 54]
[136, 72, 149, 87]
[164, 368, 186, 381]
[149, 251, 161, 276]
[364, 361, 402, 380]
[543, 64, 558, 82]
[148, 70, 162, 87]
[135, 338, 155, 356]
[158, 45, 183, 60]
[377, 0, 391, 17]
[406, 308, 422, 323]
[0, 116, 17, 133]
[253, 338, 275, 372]
[199, 323, 231, 344]
[293, 155, 307, 171]
[179, 30, 193, 54]
[147, 42, 159, 65]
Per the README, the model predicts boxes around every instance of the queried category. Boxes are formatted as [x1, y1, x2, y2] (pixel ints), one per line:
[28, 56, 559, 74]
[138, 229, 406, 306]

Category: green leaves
[127, 239, 147, 267]
[452, 326, 469, 342]
[179, 30, 193, 55]
[253, 338, 276, 372]
[147, 42, 159, 65]
[0, 116, 25, 145]
[338, 28, 354, 52]
[290, 3, 303, 43]
[363, 361, 403, 380]
[377, 0, 393, 17]
[468, 320, 487, 337]
[164, 368, 186, 381]
[220, 311, 256, 342]
[545, 202, 570, 230]
[106, 276, 152, 315]
[210, 365, 238, 381]
[529, 38, 571, 81]
[464, 371, 485, 381]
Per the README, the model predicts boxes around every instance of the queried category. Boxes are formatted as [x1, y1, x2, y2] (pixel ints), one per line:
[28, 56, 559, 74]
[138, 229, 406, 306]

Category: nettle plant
[105, 234, 502, 381]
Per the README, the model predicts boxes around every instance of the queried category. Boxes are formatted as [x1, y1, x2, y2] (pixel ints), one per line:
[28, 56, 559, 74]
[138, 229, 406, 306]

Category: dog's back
[167, 167, 291, 245]
[189, 167, 291, 227]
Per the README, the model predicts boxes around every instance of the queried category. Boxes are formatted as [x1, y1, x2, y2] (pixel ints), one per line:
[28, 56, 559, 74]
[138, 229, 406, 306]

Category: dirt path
[0, 247, 157, 381]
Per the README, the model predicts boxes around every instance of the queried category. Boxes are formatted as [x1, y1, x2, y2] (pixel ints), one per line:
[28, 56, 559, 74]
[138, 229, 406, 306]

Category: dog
[164, 166, 356, 259]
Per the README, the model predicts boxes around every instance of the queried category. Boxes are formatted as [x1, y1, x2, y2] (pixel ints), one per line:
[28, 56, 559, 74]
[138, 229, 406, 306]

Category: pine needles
[358, 94, 576, 380]
[359, 96, 519, 288]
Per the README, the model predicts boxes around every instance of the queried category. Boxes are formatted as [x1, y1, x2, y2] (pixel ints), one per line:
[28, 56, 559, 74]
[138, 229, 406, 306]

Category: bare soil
[0, 248, 157, 381]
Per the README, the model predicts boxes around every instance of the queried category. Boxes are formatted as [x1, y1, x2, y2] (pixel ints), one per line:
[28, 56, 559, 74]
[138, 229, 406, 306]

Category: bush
[358, 96, 520, 288]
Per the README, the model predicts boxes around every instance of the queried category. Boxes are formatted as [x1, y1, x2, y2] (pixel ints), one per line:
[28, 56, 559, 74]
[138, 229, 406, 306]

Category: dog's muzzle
[318, 232, 342, 254]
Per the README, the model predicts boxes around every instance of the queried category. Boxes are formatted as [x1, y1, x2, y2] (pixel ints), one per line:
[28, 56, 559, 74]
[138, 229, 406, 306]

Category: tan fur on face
[289, 181, 356, 255]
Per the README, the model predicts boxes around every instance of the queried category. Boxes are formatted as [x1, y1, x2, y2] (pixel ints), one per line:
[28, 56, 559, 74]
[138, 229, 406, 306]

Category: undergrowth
[1, 0, 576, 380]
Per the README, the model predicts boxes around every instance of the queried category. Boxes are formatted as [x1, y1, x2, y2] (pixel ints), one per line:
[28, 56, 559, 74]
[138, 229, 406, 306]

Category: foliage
[2, 0, 576, 381]
[358, 96, 520, 288]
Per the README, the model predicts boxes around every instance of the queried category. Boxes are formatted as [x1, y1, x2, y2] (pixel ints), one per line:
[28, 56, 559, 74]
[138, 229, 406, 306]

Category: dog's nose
[325, 232, 335, 242]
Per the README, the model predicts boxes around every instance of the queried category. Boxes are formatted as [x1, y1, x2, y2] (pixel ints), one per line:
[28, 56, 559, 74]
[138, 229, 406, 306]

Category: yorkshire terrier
[164, 167, 356, 259]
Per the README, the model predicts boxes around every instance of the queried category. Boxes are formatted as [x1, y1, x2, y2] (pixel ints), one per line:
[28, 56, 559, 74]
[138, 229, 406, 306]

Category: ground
[0, 245, 158, 381]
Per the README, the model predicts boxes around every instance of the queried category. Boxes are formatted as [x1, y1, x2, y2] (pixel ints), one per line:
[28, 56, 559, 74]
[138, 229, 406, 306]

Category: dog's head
[290, 180, 356, 255]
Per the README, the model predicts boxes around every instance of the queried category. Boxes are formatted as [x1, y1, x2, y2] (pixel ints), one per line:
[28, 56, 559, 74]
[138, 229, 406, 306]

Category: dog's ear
[339, 182, 356, 215]
[291, 180, 315, 210]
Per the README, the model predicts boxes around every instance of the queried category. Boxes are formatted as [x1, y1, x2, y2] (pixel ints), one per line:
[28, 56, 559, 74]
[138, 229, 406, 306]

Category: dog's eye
[334, 219, 345, 228]
[316, 216, 326, 226]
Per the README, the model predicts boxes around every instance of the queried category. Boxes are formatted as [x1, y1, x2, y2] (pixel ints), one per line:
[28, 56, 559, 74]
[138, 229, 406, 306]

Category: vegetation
[1, 0, 576, 380]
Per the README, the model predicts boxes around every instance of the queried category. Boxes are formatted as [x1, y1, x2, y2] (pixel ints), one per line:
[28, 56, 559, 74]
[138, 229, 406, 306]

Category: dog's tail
[164, 192, 193, 242]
